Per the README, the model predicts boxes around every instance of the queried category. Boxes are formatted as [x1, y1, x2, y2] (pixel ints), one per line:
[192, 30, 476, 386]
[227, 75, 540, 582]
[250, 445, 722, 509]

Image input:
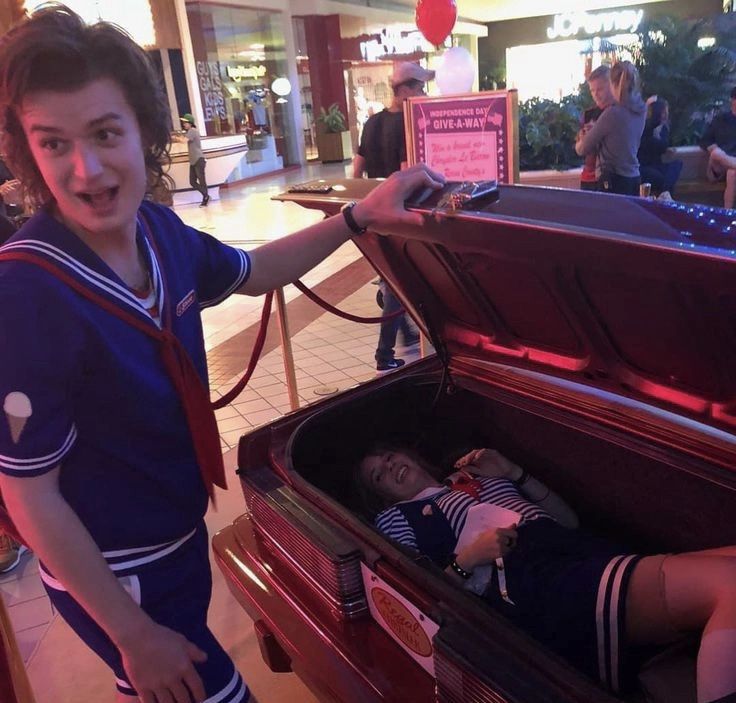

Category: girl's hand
[119, 621, 208, 703]
[352, 163, 445, 233]
[454, 448, 520, 480]
[456, 525, 518, 570]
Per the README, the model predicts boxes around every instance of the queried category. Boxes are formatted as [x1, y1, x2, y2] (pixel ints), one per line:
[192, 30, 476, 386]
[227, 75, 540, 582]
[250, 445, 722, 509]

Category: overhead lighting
[25, 0, 155, 47]
[698, 37, 716, 49]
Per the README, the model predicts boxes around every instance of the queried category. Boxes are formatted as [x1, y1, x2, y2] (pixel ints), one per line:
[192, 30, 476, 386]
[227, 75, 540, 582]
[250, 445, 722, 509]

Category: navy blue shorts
[487, 519, 642, 693]
[40, 523, 249, 701]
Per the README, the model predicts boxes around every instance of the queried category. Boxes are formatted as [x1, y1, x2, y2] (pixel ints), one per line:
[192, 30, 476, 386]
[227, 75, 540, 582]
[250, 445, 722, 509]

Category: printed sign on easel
[405, 90, 519, 183]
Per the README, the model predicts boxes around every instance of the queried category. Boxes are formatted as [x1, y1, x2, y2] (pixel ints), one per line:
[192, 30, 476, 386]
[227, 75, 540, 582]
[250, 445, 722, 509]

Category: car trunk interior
[287, 371, 735, 701]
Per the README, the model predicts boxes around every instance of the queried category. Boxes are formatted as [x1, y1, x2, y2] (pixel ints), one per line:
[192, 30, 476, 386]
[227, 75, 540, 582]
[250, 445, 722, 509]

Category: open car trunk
[251, 363, 732, 703]
[217, 180, 736, 703]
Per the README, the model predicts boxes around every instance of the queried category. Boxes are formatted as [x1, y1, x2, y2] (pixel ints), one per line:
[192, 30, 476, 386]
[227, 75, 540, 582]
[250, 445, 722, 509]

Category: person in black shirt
[353, 62, 432, 370]
[353, 61, 433, 179]
[700, 86, 736, 208]
[638, 98, 683, 196]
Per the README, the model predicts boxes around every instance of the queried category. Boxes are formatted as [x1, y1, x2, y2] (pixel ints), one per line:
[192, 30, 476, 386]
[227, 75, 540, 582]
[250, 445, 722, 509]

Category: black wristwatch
[341, 201, 367, 236]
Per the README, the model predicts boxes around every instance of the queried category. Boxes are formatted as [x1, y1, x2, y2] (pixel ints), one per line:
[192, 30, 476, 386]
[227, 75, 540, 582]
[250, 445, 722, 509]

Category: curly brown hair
[0, 4, 171, 207]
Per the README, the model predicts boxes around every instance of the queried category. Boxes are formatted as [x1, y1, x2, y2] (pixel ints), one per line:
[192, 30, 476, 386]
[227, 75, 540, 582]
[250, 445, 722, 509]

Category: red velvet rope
[212, 291, 274, 409]
[212, 277, 405, 407]
[292, 279, 404, 323]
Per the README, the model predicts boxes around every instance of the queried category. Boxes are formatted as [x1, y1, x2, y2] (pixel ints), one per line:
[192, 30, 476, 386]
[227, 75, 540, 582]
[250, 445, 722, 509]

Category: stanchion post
[274, 287, 300, 411]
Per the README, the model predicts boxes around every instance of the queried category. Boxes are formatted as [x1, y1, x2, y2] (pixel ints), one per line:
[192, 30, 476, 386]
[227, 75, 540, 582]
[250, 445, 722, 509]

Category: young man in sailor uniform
[0, 7, 444, 703]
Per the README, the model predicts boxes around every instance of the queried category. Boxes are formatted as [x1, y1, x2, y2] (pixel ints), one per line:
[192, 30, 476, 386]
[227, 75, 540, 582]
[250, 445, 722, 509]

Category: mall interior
[0, 0, 733, 701]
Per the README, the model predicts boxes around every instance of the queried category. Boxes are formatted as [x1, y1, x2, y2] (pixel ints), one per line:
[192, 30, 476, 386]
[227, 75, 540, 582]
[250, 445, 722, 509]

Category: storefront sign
[405, 91, 518, 183]
[196, 60, 227, 120]
[361, 563, 439, 676]
[547, 9, 643, 39]
[360, 29, 446, 62]
[226, 65, 267, 82]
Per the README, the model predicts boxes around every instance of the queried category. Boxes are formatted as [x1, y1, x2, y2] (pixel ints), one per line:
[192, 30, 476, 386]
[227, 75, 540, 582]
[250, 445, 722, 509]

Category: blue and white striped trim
[1, 240, 157, 324]
[115, 677, 137, 696]
[0, 425, 77, 473]
[595, 553, 639, 692]
[103, 528, 197, 572]
[204, 668, 249, 703]
[376, 508, 418, 550]
[199, 248, 251, 309]
[114, 666, 249, 701]
[39, 528, 199, 590]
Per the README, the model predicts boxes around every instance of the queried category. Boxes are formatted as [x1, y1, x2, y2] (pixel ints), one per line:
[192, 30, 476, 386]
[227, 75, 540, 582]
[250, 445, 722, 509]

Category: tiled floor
[0, 161, 422, 702]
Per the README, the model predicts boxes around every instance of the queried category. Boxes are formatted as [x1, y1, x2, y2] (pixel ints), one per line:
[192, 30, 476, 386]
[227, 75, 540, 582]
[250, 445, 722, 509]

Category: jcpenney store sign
[546, 9, 644, 39]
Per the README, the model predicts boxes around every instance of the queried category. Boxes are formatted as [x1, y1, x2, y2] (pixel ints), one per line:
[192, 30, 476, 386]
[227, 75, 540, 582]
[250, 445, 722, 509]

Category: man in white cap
[353, 61, 434, 178]
[353, 61, 432, 371]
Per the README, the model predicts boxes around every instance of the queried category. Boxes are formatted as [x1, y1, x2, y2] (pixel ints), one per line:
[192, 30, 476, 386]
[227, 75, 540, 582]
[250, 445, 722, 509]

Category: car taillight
[241, 467, 368, 620]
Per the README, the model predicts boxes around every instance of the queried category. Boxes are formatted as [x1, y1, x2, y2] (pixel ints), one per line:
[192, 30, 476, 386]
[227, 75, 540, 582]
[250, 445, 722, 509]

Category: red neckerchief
[445, 469, 482, 500]
[0, 225, 226, 505]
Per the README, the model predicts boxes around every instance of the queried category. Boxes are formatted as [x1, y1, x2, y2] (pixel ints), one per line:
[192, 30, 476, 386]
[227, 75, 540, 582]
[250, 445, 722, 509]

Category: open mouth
[396, 465, 408, 483]
[78, 186, 119, 209]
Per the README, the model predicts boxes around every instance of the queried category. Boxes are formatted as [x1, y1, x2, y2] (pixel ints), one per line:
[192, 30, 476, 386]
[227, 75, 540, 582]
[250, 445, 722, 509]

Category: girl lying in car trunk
[356, 446, 736, 703]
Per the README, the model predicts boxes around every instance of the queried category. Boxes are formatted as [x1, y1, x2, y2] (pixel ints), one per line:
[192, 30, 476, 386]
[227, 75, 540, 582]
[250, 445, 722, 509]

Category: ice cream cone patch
[4, 392, 32, 444]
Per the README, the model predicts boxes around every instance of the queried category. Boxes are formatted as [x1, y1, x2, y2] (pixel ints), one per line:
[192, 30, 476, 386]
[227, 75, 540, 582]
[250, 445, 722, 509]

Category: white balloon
[435, 46, 476, 95]
[271, 77, 292, 97]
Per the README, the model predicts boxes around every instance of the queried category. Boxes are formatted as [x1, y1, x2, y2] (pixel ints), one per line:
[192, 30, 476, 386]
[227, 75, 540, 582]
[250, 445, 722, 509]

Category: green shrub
[519, 94, 585, 171]
[317, 103, 347, 133]
[632, 15, 736, 145]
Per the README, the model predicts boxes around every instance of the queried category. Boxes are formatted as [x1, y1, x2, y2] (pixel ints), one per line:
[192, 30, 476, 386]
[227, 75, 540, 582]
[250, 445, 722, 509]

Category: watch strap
[449, 557, 473, 580]
[341, 201, 367, 236]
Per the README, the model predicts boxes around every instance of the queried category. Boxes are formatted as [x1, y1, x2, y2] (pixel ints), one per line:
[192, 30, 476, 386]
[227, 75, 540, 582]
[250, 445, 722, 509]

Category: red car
[214, 181, 736, 703]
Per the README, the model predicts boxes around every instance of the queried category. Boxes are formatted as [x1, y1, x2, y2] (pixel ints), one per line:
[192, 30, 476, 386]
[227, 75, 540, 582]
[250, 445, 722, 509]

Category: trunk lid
[277, 181, 736, 433]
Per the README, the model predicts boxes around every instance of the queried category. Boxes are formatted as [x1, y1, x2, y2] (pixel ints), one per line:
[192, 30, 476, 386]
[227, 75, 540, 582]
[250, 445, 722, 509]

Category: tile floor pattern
[0, 162, 422, 702]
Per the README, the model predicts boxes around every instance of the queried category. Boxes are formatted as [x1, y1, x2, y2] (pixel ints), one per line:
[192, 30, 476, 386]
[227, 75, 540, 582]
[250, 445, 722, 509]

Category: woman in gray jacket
[576, 61, 646, 195]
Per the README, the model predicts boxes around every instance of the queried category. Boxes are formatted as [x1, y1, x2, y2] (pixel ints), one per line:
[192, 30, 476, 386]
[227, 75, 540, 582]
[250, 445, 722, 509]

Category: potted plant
[315, 103, 353, 163]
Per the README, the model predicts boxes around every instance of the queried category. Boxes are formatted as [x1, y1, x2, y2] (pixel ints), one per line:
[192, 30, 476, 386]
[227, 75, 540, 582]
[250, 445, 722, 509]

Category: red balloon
[415, 0, 457, 46]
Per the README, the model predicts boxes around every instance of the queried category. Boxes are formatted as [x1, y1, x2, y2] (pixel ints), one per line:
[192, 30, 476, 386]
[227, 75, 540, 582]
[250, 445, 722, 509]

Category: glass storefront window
[185, 2, 297, 166]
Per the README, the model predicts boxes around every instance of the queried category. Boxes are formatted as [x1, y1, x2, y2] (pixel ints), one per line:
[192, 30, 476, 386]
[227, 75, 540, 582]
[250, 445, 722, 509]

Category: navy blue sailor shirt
[0, 201, 250, 552]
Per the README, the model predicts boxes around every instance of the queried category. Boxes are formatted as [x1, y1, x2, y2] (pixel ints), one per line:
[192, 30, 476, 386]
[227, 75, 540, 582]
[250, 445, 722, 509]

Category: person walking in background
[575, 61, 646, 196]
[579, 65, 615, 191]
[353, 61, 430, 371]
[353, 61, 433, 179]
[700, 86, 736, 209]
[638, 97, 683, 197]
[179, 113, 209, 206]
[374, 278, 419, 372]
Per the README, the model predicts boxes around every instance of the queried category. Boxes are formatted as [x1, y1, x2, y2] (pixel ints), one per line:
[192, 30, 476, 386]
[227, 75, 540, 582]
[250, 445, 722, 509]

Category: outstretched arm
[454, 449, 579, 529]
[0, 470, 207, 703]
[238, 164, 445, 296]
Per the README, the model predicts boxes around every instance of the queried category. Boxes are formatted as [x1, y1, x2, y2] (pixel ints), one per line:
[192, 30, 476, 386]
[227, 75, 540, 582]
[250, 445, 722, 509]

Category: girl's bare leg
[626, 553, 736, 703]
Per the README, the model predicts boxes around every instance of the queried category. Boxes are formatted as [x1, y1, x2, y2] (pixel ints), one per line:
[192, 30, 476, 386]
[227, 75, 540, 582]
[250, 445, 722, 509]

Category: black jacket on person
[638, 120, 670, 167]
